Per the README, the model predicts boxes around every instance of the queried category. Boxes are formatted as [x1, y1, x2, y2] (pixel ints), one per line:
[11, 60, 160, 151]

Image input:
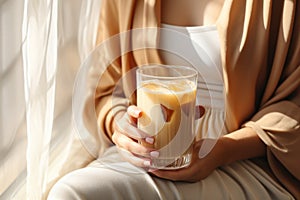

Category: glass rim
[136, 65, 198, 80]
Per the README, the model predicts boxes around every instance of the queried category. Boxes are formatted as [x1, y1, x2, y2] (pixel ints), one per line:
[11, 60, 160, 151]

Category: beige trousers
[47, 146, 293, 200]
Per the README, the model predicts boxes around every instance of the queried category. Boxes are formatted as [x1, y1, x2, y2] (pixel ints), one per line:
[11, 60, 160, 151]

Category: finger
[150, 167, 194, 182]
[195, 105, 205, 119]
[127, 105, 142, 118]
[114, 113, 150, 140]
[127, 105, 142, 124]
[117, 147, 152, 168]
[112, 131, 154, 157]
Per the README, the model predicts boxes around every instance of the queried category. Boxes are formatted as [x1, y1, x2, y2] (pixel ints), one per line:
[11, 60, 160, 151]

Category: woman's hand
[149, 139, 226, 182]
[112, 104, 207, 171]
[149, 126, 266, 182]
[112, 105, 159, 168]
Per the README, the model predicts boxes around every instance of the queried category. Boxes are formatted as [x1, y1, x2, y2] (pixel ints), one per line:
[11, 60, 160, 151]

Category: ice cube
[160, 104, 174, 122]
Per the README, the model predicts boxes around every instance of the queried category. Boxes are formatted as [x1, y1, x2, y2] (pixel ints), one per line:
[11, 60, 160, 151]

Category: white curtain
[0, 0, 101, 199]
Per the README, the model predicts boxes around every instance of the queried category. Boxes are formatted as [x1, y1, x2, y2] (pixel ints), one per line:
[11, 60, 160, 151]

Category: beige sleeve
[244, 100, 300, 179]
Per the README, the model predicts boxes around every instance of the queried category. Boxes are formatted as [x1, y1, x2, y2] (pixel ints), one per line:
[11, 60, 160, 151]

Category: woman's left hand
[149, 138, 226, 182]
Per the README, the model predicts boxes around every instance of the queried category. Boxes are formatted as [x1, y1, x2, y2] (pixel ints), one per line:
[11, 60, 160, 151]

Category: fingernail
[148, 168, 157, 173]
[144, 160, 151, 167]
[150, 151, 159, 158]
[145, 137, 154, 144]
[128, 107, 141, 117]
[134, 109, 141, 116]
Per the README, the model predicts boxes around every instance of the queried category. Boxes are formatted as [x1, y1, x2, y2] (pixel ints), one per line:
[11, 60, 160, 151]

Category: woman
[48, 0, 300, 199]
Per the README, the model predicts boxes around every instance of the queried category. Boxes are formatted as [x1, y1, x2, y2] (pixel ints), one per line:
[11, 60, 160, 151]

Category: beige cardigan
[94, 0, 300, 197]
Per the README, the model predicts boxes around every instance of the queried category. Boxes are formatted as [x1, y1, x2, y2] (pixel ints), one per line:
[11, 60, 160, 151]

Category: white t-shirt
[160, 24, 224, 109]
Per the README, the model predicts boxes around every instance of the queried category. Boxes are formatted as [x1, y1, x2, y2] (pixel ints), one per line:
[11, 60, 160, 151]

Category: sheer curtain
[0, 0, 101, 199]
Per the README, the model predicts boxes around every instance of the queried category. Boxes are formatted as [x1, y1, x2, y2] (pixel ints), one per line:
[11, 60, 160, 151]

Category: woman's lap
[47, 146, 293, 200]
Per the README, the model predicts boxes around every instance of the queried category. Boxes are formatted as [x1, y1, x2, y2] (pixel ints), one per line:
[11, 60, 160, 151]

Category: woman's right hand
[112, 105, 159, 168]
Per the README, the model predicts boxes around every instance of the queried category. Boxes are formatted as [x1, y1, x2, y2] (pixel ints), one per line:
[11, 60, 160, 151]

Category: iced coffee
[136, 65, 197, 169]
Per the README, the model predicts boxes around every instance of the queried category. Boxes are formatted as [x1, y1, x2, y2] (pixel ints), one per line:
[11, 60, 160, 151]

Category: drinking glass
[136, 65, 198, 169]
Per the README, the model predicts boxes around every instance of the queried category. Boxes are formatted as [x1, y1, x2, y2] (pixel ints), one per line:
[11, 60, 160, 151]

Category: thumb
[195, 105, 205, 119]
